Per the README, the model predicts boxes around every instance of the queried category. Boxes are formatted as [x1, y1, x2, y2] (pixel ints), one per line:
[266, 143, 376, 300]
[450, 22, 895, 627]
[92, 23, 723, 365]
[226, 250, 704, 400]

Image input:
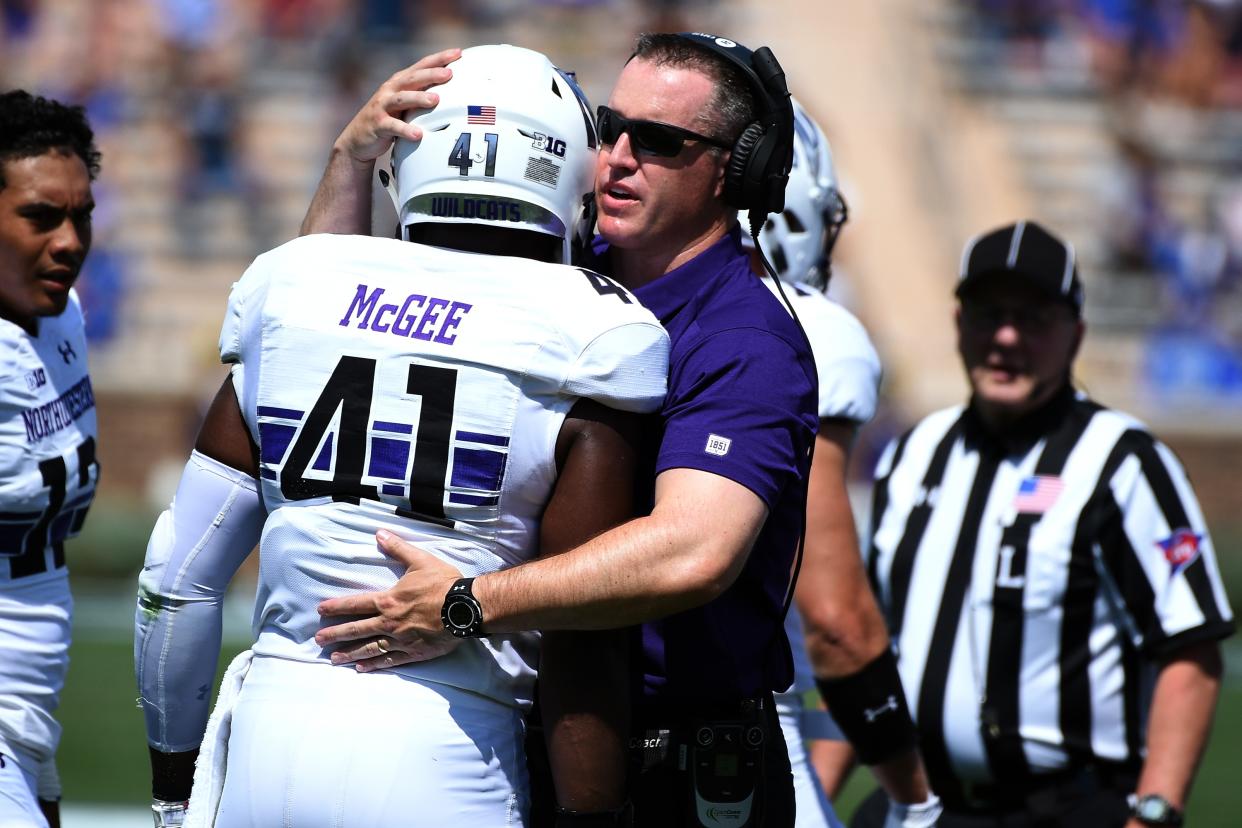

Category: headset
[673, 32, 795, 232]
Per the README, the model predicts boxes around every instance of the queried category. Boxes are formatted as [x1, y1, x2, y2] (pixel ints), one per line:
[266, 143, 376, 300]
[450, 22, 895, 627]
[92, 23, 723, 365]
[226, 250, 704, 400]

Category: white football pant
[213, 656, 528, 826]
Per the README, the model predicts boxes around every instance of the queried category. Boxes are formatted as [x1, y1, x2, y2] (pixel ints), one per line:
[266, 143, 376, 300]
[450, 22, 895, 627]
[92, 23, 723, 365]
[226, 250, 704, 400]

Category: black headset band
[672, 32, 783, 132]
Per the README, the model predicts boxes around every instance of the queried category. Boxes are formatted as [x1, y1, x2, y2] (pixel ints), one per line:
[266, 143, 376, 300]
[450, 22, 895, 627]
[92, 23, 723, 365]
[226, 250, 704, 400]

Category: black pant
[629, 695, 795, 828]
[850, 776, 1131, 828]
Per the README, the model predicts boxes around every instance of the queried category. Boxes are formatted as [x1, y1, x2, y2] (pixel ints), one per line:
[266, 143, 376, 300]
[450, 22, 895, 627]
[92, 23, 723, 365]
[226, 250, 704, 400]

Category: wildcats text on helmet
[429, 196, 523, 223]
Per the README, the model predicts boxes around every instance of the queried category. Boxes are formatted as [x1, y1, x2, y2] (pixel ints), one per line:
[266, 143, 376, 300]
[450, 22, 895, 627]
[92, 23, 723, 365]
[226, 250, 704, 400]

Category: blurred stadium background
[2, 0, 1239, 823]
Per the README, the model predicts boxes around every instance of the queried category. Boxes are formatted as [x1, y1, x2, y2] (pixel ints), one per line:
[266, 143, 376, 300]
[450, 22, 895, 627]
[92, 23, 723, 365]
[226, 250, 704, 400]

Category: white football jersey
[762, 278, 882, 696]
[221, 234, 669, 709]
[762, 278, 881, 424]
[0, 291, 97, 765]
[0, 291, 99, 586]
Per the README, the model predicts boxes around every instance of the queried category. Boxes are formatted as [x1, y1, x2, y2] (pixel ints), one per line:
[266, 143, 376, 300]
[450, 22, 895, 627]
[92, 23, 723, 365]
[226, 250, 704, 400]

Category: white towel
[185, 649, 253, 828]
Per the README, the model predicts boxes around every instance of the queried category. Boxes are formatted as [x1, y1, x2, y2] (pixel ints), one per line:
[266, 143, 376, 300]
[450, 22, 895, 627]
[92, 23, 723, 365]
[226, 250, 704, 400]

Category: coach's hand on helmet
[315, 529, 463, 670]
[334, 48, 463, 165]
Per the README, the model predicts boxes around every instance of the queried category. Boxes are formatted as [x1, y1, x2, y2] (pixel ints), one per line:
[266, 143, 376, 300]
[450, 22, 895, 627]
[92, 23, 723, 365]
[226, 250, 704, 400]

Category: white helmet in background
[757, 98, 847, 289]
[391, 44, 598, 264]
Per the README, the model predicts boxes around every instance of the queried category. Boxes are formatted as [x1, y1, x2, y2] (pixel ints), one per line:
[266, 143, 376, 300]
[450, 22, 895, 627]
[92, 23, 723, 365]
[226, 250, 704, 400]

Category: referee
[857, 221, 1234, 827]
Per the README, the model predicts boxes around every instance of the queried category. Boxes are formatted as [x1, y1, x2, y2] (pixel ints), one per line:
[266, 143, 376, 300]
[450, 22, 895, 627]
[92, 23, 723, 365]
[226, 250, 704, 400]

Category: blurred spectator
[157, 0, 226, 51]
[75, 185, 128, 344]
[1097, 130, 1170, 272]
[0, 0, 38, 42]
[172, 49, 245, 257]
[1161, 1, 1229, 107]
[358, 0, 418, 41]
[1082, 0, 1186, 96]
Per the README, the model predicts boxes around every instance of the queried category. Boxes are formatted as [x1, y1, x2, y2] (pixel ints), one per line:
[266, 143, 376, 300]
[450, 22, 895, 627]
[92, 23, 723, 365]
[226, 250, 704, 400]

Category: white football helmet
[391, 44, 597, 264]
[757, 98, 847, 289]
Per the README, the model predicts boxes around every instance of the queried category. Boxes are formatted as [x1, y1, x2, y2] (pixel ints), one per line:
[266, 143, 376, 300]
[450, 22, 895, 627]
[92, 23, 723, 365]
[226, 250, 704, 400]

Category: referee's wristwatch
[441, 577, 485, 638]
[1128, 793, 1184, 826]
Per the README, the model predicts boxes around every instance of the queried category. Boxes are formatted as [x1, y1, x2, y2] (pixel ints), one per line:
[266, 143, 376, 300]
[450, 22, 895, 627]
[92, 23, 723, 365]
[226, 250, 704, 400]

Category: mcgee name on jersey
[339, 284, 473, 344]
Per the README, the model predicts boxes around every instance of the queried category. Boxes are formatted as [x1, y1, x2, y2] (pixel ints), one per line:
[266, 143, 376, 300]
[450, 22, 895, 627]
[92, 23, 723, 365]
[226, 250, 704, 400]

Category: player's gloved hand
[151, 798, 188, 827]
[883, 793, 942, 828]
[335, 48, 463, 164]
[316, 529, 463, 670]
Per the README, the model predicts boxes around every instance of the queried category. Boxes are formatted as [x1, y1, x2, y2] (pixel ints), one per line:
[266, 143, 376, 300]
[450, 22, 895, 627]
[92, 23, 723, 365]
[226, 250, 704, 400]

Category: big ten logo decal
[531, 132, 567, 158]
[25, 368, 46, 391]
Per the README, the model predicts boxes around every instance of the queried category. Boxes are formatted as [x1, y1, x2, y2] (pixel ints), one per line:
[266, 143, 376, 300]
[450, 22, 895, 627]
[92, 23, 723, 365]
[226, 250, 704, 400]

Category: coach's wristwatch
[441, 577, 485, 638]
[151, 798, 188, 827]
[1128, 793, 1184, 826]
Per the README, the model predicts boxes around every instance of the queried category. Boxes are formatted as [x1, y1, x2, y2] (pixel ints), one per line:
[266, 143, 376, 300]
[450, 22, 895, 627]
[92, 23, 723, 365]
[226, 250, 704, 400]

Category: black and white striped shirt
[867, 389, 1234, 798]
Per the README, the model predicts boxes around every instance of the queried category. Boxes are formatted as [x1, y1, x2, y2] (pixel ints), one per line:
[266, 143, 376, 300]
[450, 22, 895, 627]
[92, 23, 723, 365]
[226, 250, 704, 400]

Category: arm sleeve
[656, 329, 817, 508]
[1099, 432, 1235, 656]
[134, 450, 265, 752]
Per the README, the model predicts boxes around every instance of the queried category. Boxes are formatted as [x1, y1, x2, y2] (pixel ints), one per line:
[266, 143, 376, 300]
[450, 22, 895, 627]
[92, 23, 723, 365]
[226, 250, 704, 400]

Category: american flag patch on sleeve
[1012, 475, 1063, 514]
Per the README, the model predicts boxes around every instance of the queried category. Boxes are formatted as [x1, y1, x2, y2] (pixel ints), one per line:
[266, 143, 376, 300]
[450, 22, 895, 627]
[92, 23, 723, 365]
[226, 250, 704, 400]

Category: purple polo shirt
[595, 227, 819, 702]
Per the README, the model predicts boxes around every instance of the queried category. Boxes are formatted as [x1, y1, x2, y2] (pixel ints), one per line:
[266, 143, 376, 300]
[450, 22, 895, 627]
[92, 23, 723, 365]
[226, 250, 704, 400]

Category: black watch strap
[441, 577, 484, 638]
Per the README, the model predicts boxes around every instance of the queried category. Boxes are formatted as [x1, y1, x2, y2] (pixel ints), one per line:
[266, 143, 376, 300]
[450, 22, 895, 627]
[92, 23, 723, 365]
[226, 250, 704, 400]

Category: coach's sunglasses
[596, 105, 732, 158]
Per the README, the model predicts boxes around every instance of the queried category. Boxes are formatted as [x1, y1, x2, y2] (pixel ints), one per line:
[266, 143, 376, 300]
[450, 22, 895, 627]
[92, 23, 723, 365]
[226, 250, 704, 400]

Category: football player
[0, 90, 101, 828]
[753, 100, 940, 828]
[134, 45, 668, 827]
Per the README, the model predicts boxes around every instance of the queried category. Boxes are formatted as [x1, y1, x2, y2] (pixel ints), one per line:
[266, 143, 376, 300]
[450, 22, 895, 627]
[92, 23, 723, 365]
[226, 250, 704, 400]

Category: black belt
[635, 693, 771, 724]
[947, 763, 1137, 813]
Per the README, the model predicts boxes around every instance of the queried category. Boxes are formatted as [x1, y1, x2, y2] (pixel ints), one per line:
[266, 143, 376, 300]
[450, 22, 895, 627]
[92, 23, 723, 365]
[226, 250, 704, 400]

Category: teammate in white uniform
[0, 90, 101, 828]
[752, 100, 881, 828]
[134, 46, 668, 827]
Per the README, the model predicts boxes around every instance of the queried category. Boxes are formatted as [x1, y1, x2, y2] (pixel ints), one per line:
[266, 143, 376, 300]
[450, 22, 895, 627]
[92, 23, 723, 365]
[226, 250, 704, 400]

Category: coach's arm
[316, 465, 764, 640]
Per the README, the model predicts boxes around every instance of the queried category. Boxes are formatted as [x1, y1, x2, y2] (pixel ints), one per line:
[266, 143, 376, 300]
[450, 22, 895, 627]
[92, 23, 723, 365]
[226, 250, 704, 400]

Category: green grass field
[56, 581, 1242, 823]
[829, 682, 1242, 824]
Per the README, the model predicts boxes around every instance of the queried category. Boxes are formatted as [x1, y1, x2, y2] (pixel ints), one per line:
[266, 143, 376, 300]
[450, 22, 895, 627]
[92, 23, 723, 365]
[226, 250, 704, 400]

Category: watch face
[446, 599, 477, 629]
[1137, 800, 1167, 819]
[1134, 795, 1179, 825]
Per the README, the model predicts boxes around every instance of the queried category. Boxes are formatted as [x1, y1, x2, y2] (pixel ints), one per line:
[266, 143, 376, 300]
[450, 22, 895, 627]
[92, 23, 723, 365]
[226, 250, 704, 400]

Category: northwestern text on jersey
[22, 375, 95, 443]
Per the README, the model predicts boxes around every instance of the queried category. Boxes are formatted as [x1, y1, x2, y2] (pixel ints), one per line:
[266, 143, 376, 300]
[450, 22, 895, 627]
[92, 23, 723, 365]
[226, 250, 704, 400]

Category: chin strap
[377, 167, 403, 238]
[570, 193, 599, 266]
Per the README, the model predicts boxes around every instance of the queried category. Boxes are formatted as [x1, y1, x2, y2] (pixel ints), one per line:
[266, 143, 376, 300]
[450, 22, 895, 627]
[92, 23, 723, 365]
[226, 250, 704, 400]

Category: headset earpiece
[724, 122, 764, 208]
[673, 34, 793, 222]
